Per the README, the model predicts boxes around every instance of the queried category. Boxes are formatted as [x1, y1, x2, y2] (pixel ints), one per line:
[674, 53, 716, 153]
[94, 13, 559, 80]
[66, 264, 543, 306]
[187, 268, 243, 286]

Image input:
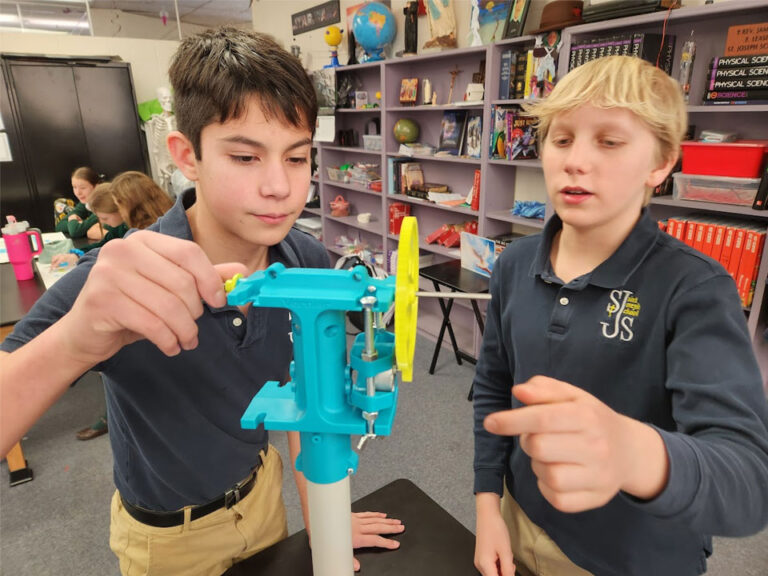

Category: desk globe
[393, 118, 419, 144]
[352, 2, 396, 62]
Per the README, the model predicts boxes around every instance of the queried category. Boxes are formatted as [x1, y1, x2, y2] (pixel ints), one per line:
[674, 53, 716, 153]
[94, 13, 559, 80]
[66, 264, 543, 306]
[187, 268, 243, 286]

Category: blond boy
[473, 56, 768, 576]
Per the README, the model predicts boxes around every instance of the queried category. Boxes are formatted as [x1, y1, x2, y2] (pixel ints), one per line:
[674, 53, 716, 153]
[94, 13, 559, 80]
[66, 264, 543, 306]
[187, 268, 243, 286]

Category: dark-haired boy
[1, 28, 402, 575]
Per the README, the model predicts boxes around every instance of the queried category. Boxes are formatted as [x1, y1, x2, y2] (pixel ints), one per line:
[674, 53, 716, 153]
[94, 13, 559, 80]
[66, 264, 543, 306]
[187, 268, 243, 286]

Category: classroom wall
[89, 8, 210, 40]
[0, 8, 238, 103]
[252, 0, 727, 73]
[0, 31, 178, 104]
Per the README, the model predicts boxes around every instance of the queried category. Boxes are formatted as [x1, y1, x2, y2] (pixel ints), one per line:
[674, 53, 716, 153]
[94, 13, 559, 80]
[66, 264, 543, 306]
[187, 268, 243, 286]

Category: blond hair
[524, 55, 687, 167]
[88, 183, 118, 214]
[110, 171, 174, 229]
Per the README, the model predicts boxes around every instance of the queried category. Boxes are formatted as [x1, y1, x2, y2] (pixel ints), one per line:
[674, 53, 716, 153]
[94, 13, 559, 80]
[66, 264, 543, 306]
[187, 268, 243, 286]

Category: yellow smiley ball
[324, 26, 342, 47]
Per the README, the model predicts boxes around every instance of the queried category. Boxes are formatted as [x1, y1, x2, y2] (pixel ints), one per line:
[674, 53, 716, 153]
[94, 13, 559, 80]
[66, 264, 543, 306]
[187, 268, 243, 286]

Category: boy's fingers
[512, 376, 587, 406]
[129, 231, 231, 308]
[484, 404, 581, 436]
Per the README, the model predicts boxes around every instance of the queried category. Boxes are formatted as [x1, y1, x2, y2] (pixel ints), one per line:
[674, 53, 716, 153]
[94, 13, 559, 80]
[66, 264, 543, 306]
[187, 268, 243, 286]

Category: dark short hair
[169, 27, 317, 159]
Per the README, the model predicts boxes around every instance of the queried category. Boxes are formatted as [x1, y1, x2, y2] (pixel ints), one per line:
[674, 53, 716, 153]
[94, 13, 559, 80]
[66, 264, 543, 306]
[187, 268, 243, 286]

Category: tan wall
[0, 31, 179, 103]
[89, 8, 210, 40]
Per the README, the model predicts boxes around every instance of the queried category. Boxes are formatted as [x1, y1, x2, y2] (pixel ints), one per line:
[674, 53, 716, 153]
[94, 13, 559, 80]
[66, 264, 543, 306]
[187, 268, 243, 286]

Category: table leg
[4, 442, 33, 486]
[429, 284, 463, 375]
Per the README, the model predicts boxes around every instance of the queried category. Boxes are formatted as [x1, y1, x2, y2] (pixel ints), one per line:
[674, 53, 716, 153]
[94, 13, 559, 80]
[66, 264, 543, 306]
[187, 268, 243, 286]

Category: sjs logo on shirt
[600, 289, 640, 342]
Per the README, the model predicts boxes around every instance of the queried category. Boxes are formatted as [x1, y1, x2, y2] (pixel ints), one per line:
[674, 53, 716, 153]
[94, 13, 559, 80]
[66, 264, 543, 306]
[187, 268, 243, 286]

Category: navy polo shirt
[473, 209, 768, 576]
[2, 190, 330, 511]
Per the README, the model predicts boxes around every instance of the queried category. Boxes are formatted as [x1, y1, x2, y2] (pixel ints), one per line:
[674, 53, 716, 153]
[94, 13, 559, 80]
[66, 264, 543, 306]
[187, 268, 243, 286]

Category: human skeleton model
[144, 87, 177, 195]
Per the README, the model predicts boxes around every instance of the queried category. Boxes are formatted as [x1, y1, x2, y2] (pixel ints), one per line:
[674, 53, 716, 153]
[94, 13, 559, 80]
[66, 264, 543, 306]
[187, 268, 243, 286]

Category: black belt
[120, 449, 266, 528]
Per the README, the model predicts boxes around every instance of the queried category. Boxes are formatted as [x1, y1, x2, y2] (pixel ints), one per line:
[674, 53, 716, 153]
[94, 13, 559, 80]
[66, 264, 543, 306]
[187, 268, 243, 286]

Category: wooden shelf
[385, 152, 482, 165]
[336, 108, 381, 114]
[486, 210, 545, 228]
[388, 194, 477, 216]
[325, 214, 383, 235]
[488, 158, 543, 168]
[322, 145, 381, 156]
[387, 104, 484, 112]
[651, 197, 768, 220]
[323, 180, 382, 197]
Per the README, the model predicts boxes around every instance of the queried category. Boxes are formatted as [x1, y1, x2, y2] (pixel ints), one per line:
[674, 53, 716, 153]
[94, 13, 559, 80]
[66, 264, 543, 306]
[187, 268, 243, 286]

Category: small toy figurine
[323, 25, 343, 68]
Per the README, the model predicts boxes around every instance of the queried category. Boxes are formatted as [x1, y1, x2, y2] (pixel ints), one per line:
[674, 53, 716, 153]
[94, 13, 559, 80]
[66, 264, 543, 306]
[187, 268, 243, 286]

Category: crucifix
[447, 65, 461, 104]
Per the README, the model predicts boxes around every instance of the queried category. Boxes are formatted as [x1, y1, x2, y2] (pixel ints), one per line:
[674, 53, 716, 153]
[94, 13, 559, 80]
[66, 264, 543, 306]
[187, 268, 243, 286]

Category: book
[704, 89, 768, 102]
[437, 110, 468, 155]
[746, 230, 766, 306]
[659, 34, 676, 76]
[399, 78, 418, 105]
[632, 33, 675, 73]
[710, 55, 768, 68]
[514, 53, 527, 98]
[701, 99, 768, 106]
[470, 169, 481, 211]
[523, 49, 534, 99]
[464, 115, 482, 159]
[709, 77, 768, 90]
[508, 114, 538, 160]
[711, 220, 727, 262]
[403, 162, 424, 191]
[499, 50, 513, 100]
[490, 106, 510, 159]
[708, 64, 768, 79]
[720, 225, 736, 270]
[727, 226, 747, 279]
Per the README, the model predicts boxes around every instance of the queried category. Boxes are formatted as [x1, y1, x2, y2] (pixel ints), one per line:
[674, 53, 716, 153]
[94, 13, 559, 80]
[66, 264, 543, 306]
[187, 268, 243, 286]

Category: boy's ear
[166, 131, 199, 181]
[645, 154, 677, 189]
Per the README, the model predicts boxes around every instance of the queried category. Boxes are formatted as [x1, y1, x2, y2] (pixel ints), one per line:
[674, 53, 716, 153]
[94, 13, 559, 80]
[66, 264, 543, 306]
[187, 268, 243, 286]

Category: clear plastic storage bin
[326, 167, 350, 183]
[672, 172, 760, 207]
[362, 135, 382, 151]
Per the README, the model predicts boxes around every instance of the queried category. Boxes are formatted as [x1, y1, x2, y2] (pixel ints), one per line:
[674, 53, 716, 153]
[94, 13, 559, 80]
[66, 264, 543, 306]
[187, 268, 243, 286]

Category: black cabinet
[1, 55, 148, 231]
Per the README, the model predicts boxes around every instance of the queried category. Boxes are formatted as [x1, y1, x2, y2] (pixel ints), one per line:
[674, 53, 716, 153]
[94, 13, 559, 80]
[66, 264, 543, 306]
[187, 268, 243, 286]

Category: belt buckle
[224, 486, 241, 509]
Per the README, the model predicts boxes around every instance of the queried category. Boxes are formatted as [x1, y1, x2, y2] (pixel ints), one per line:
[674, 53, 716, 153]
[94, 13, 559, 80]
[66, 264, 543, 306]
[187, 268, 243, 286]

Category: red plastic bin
[681, 140, 768, 178]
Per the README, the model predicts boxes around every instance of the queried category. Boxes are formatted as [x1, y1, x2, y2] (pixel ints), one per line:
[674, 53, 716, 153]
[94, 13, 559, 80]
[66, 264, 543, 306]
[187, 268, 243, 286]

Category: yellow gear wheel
[394, 216, 419, 382]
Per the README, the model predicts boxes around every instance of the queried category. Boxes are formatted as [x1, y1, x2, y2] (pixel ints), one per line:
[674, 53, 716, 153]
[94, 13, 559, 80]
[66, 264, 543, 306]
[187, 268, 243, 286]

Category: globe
[393, 118, 419, 144]
[352, 2, 396, 62]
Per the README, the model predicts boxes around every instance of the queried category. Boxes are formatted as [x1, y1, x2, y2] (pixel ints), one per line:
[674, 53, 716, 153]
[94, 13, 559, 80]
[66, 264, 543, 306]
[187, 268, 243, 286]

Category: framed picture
[399, 78, 418, 105]
[292, 0, 341, 36]
[437, 110, 468, 155]
[464, 114, 482, 158]
[502, 0, 531, 39]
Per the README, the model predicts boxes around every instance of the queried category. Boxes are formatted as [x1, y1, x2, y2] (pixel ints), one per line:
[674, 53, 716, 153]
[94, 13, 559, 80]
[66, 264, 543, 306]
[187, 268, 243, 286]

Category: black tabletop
[419, 260, 490, 294]
[224, 478, 478, 575]
[0, 262, 46, 326]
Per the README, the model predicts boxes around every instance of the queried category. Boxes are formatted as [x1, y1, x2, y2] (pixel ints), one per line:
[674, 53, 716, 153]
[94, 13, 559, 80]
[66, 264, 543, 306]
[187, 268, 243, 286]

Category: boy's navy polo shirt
[1, 190, 330, 511]
[473, 209, 768, 576]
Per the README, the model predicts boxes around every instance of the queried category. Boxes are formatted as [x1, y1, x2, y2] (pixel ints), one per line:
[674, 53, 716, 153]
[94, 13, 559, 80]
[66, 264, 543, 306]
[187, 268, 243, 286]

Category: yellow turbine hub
[394, 217, 419, 382]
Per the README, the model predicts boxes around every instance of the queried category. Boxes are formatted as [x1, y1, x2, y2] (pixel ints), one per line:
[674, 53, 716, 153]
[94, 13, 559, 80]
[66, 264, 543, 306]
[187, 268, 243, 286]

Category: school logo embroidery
[600, 289, 640, 342]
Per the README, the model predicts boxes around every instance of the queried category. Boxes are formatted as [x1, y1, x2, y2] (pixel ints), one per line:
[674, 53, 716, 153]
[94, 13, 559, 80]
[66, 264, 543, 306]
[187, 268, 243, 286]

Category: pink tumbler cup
[4, 229, 43, 281]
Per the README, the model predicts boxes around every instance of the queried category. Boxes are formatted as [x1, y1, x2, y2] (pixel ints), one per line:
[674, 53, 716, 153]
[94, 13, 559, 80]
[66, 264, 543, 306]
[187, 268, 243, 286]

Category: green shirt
[55, 202, 99, 238]
[81, 222, 129, 252]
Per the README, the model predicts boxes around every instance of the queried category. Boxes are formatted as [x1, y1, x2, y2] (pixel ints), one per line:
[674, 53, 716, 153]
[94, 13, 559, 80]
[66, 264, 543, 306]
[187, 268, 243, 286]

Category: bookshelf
[309, 0, 768, 370]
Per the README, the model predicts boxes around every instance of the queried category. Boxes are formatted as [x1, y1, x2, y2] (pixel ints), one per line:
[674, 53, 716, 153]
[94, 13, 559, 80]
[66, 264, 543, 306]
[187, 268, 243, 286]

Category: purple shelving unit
[309, 0, 768, 363]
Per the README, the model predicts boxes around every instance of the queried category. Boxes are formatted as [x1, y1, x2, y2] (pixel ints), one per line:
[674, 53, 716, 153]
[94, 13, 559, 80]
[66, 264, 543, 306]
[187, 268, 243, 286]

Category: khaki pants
[110, 446, 288, 576]
[501, 484, 593, 576]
